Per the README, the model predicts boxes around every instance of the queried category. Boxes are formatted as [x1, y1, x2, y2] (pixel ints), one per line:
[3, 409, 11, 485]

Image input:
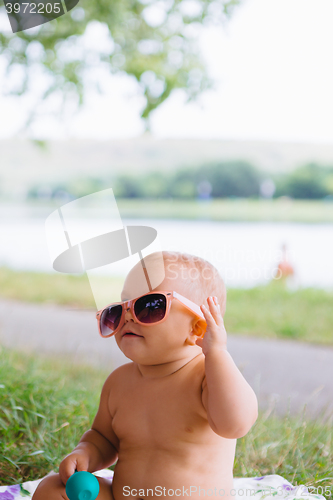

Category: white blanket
[0, 470, 326, 500]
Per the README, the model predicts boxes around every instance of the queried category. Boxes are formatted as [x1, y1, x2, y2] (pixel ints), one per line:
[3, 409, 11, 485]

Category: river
[0, 204, 332, 290]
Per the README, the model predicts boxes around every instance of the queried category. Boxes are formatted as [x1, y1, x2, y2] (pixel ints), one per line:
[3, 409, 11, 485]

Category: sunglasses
[96, 290, 206, 338]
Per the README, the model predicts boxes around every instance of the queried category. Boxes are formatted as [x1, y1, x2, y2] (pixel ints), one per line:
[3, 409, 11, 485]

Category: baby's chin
[118, 343, 201, 367]
[120, 349, 174, 365]
[115, 339, 161, 364]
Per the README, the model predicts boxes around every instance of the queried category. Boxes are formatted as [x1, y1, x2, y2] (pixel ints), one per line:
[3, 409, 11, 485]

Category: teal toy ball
[66, 471, 100, 500]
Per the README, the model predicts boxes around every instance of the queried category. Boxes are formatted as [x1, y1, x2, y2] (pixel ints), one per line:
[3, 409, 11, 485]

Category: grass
[0, 266, 123, 307]
[226, 282, 333, 345]
[235, 404, 333, 496]
[0, 347, 108, 484]
[1, 267, 332, 346]
[0, 347, 332, 496]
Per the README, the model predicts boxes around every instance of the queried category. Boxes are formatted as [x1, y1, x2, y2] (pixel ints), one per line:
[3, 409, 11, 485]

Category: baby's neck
[136, 351, 203, 379]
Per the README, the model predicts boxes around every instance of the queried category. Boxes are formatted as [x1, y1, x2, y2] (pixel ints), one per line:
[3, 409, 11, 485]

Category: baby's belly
[111, 447, 235, 500]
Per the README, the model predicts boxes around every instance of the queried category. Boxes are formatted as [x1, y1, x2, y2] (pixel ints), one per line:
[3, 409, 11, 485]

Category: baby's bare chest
[111, 370, 207, 447]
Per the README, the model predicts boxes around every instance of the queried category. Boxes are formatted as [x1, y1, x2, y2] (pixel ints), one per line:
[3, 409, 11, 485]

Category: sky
[1, 0, 333, 142]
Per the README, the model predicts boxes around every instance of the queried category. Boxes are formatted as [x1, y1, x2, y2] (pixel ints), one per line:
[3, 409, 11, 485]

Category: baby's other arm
[59, 371, 119, 484]
[198, 296, 258, 440]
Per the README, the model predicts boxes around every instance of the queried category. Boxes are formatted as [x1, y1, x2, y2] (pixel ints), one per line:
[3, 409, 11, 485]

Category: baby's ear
[185, 318, 206, 345]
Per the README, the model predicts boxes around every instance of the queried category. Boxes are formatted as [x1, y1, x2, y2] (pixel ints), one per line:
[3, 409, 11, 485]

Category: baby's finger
[59, 458, 76, 485]
[213, 296, 220, 309]
[76, 455, 89, 472]
[200, 304, 217, 325]
[207, 296, 224, 325]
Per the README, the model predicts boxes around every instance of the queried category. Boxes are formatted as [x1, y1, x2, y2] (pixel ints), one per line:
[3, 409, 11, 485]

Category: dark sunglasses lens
[134, 294, 167, 324]
[100, 304, 123, 336]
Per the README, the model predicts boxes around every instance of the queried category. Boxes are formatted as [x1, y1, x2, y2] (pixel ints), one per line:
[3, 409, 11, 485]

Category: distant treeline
[27, 162, 333, 201]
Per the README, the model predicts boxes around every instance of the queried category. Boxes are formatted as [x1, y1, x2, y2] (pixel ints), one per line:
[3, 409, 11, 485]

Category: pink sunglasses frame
[96, 290, 206, 338]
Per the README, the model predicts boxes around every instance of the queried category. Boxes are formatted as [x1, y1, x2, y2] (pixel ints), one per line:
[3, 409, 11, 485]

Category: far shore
[1, 198, 333, 223]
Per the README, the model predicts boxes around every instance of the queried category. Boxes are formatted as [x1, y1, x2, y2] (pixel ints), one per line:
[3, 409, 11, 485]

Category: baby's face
[115, 263, 202, 365]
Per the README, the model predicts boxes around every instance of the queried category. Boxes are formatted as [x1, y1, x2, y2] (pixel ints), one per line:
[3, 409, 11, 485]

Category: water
[0, 204, 332, 290]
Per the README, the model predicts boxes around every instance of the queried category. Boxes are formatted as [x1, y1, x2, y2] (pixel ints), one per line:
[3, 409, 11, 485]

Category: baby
[33, 251, 258, 500]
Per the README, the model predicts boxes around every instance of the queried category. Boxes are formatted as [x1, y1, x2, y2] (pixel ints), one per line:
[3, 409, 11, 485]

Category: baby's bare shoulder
[185, 354, 207, 398]
[98, 363, 135, 416]
[103, 362, 135, 389]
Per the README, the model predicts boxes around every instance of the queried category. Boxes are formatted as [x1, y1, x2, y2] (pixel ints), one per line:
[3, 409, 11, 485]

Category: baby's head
[116, 251, 226, 365]
[159, 251, 226, 316]
[121, 251, 226, 314]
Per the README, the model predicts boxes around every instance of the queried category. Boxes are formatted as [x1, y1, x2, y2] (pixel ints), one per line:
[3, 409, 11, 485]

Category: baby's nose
[124, 307, 136, 322]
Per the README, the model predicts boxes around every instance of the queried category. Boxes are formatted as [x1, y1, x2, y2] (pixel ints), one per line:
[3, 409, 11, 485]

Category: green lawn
[0, 267, 123, 307]
[1, 267, 332, 346]
[0, 347, 332, 495]
[226, 283, 333, 345]
[0, 348, 107, 484]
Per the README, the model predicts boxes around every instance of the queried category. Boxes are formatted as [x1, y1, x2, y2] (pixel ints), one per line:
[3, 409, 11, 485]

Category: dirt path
[0, 298, 332, 420]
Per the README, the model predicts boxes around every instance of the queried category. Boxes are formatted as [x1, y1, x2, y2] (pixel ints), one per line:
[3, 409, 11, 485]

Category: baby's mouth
[122, 330, 143, 338]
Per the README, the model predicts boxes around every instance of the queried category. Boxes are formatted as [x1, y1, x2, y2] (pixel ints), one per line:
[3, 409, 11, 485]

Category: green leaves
[0, 0, 240, 131]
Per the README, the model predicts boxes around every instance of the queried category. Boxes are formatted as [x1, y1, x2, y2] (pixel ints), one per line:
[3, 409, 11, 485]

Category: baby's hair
[161, 251, 226, 315]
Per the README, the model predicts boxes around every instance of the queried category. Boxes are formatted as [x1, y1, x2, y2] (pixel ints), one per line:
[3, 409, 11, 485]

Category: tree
[196, 161, 261, 197]
[0, 0, 240, 132]
[276, 163, 329, 199]
[113, 173, 145, 198]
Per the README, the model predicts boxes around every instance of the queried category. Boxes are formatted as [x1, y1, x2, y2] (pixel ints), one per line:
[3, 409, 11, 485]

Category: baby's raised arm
[59, 372, 119, 485]
[198, 296, 258, 439]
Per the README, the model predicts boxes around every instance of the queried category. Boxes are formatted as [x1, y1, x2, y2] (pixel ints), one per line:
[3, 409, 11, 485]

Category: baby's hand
[59, 449, 89, 485]
[196, 296, 227, 355]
